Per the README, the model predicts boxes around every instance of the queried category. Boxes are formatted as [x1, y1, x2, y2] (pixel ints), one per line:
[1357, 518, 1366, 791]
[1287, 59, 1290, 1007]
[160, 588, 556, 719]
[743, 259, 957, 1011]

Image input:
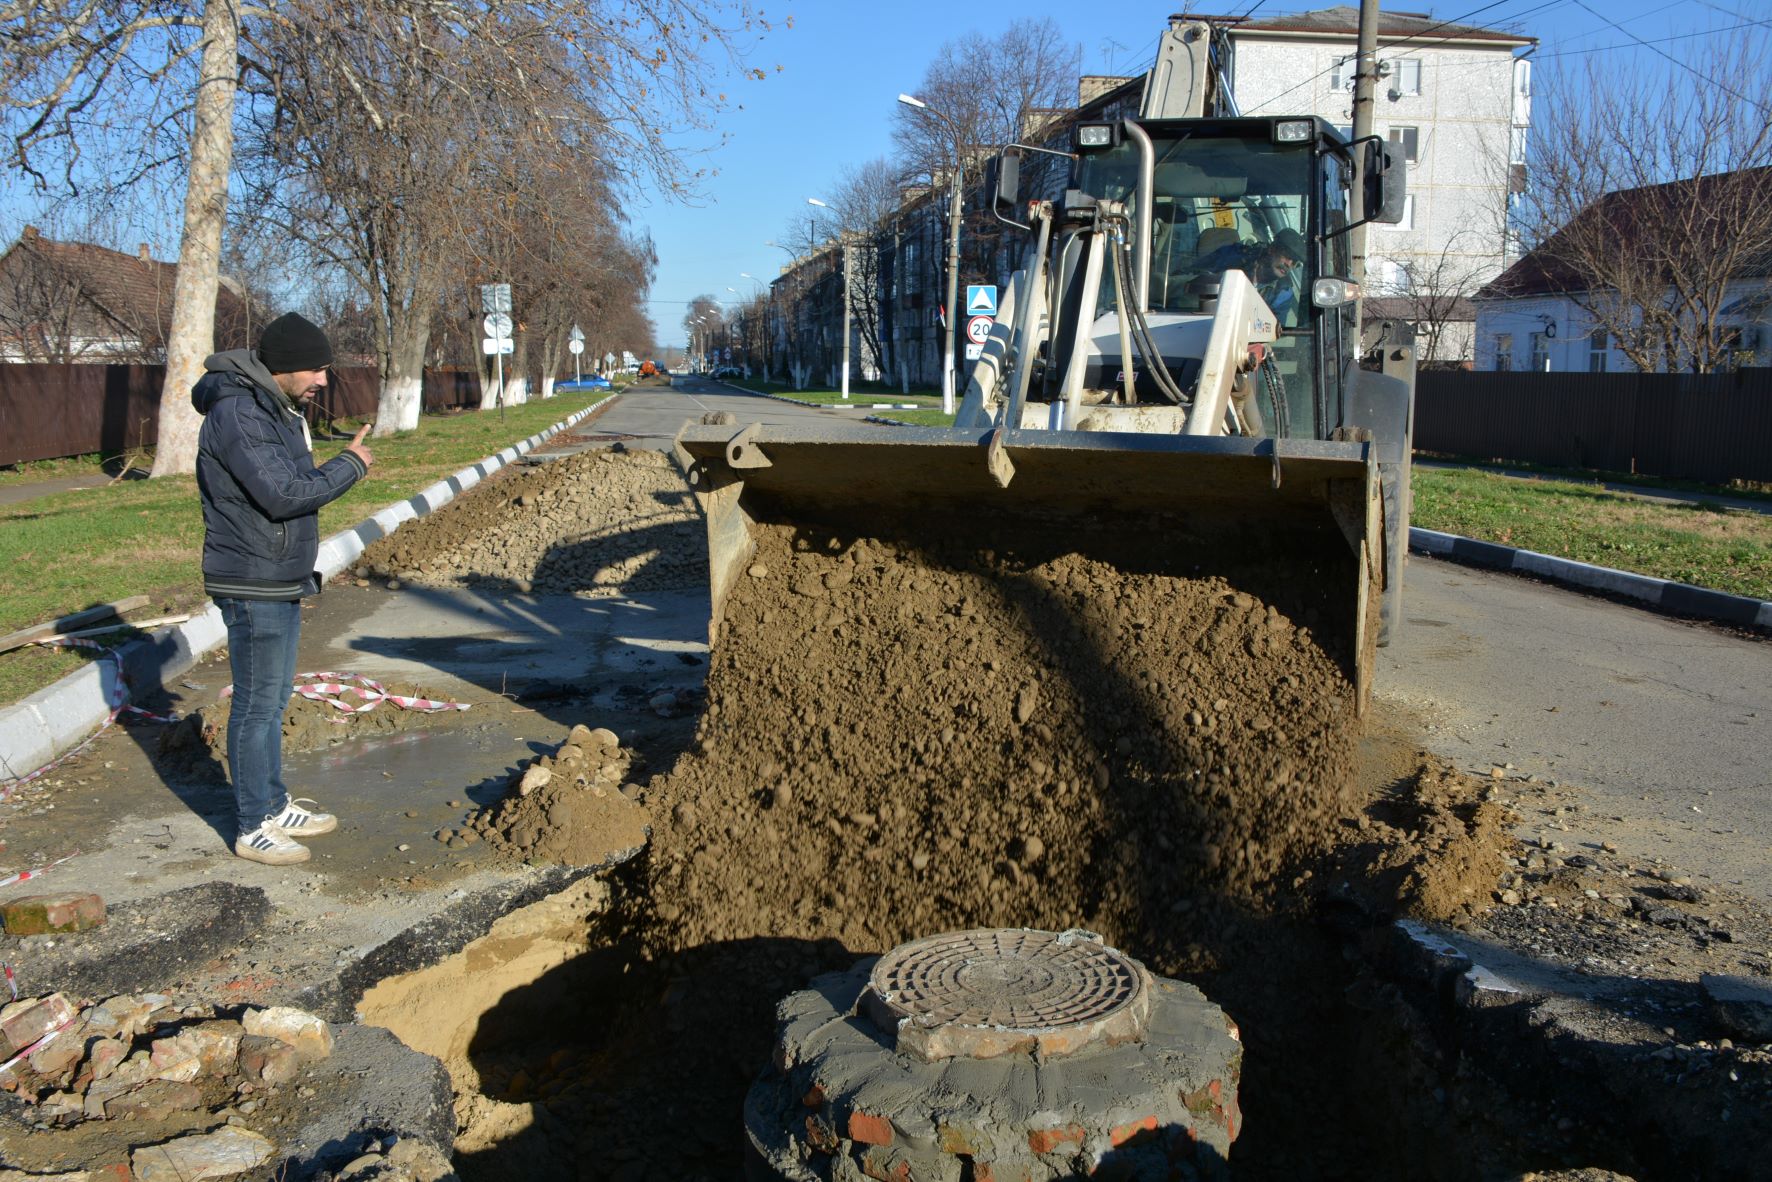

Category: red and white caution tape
[222, 672, 470, 716]
[0, 850, 80, 891]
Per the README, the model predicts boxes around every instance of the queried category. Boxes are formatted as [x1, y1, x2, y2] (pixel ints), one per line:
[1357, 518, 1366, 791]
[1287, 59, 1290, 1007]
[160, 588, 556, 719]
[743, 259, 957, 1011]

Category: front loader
[676, 18, 1416, 710]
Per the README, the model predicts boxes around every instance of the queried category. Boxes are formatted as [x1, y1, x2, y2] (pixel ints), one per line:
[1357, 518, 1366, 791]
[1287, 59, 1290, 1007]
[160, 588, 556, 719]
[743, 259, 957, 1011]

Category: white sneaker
[270, 796, 337, 837]
[236, 821, 310, 865]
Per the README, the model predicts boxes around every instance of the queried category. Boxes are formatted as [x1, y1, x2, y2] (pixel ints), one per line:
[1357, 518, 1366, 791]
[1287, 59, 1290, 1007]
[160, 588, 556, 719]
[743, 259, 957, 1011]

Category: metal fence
[1414, 368, 1772, 485]
[0, 364, 484, 466]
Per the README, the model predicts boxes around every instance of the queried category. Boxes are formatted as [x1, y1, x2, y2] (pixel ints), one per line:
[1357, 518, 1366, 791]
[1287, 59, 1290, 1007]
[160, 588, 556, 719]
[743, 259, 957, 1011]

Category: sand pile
[353, 446, 703, 597]
[470, 724, 650, 866]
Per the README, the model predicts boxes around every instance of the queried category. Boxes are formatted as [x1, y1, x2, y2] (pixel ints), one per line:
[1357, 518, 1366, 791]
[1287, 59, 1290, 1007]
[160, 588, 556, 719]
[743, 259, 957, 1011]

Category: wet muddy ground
[3, 442, 1770, 1181]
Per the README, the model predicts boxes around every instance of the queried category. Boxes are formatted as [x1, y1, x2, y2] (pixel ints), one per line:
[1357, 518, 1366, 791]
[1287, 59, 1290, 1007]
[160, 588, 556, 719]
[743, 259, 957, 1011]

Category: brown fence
[0, 364, 484, 466]
[1414, 368, 1772, 485]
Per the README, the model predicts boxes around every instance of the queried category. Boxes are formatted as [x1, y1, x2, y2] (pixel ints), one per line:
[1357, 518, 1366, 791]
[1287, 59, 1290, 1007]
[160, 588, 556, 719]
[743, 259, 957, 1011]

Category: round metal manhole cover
[862, 928, 1152, 1061]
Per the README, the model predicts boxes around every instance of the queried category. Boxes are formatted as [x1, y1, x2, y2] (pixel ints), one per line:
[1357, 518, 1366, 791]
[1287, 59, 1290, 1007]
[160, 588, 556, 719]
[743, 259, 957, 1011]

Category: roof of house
[1365, 295, 1476, 323]
[1, 225, 253, 342]
[1216, 6, 1534, 46]
[1477, 168, 1772, 301]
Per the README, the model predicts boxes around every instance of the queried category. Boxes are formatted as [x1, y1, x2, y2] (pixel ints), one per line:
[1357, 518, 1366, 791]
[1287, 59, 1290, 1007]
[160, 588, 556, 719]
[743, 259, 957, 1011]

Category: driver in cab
[1186, 227, 1307, 325]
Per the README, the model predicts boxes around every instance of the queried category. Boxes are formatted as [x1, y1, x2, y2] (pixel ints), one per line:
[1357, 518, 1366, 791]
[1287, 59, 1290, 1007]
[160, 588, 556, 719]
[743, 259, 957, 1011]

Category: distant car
[556, 374, 613, 392]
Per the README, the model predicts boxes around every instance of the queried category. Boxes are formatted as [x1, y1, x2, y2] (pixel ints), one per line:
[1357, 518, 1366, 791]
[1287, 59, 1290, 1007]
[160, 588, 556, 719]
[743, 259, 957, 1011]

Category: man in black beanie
[191, 312, 375, 865]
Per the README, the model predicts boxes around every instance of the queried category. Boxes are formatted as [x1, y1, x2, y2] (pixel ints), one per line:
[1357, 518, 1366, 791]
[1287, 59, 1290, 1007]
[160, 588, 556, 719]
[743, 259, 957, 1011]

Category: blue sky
[642, 0, 1763, 346]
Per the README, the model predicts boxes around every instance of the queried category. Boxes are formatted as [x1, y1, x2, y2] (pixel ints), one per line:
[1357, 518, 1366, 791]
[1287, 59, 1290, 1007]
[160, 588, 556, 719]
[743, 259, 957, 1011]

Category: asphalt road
[1381, 556, 1771, 903]
[596, 378, 1772, 906]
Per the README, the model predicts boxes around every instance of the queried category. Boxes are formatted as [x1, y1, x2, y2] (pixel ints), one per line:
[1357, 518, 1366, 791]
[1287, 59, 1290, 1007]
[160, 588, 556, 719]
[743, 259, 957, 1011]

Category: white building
[1220, 7, 1535, 362]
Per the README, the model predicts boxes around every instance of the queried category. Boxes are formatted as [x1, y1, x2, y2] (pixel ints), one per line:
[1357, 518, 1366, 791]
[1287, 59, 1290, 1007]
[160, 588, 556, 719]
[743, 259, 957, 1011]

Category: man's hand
[346, 423, 375, 469]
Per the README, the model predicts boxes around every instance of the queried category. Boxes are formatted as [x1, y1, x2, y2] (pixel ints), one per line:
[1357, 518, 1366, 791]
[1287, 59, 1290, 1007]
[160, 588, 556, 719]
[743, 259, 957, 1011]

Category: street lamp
[807, 197, 851, 401]
[900, 92, 964, 415]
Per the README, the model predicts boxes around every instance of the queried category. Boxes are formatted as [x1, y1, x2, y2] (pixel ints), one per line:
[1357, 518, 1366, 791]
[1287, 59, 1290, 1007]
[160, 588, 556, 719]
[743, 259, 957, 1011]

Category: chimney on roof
[22, 225, 39, 242]
[139, 243, 151, 262]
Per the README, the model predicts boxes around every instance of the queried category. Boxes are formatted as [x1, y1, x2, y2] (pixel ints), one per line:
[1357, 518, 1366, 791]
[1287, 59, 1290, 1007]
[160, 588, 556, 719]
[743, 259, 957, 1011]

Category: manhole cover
[862, 928, 1152, 1061]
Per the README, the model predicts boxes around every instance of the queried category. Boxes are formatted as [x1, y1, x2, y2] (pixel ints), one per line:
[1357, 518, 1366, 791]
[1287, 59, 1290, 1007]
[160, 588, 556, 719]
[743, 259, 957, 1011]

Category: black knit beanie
[258, 312, 334, 373]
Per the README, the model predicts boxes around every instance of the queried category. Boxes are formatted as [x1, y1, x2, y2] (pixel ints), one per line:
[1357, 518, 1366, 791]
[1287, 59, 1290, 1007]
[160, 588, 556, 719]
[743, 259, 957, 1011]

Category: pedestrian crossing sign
[966, 285, 998, 317]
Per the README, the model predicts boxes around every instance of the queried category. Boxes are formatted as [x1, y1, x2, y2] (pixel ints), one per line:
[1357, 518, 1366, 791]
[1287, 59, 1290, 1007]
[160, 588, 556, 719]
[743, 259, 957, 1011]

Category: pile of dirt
[1330, 754, 1519, 923]
[638, 521, 1362, 961]
[352, 447, 703, 597]
[441, 515, 1509, 1180]
[469, 724, 650, 866]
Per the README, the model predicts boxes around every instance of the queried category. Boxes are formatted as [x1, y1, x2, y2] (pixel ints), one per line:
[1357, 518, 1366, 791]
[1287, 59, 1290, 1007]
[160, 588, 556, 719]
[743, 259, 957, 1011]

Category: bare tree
[4, 0, 773, 467]
[826, 158, 904, 380]
[239, 0, 766, 433]
[2, 0, 252, 474]
[1513, 34, 1772, 373]
[891, 19, 1079, 177]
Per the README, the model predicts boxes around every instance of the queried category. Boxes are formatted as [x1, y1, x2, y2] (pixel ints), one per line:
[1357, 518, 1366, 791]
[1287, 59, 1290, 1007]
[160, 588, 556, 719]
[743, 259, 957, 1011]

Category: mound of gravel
[354, 446, 704, 597]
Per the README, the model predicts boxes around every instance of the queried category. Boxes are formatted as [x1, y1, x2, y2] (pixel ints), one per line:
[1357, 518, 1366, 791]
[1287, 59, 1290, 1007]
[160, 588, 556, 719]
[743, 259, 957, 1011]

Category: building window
[1377, 195, 1415, 231]
[1385, 58, 1422, 97]
[1494, 333, 1513, 371]
[1331, 55, 1358, 92]
[1529, 332, 1550, 371]
[1588, 329, 1608, 372]
[1388, 125, 1419, 163]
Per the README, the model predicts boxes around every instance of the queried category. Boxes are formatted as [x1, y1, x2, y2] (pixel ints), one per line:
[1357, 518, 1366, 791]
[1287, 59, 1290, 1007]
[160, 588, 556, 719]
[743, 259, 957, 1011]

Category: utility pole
[943, 167, 962, 416]
[1350, 0, 1380, 328]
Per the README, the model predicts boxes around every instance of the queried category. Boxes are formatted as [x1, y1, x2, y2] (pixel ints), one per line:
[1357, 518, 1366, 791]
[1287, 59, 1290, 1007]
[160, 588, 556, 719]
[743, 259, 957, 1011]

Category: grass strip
[0, 392, 609, 707]
[1411, 467, 1772, 601]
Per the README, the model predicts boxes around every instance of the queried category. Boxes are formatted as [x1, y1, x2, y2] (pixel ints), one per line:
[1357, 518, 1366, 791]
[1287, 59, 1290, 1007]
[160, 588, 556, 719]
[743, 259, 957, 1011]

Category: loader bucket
[673, 422, 1385, 708]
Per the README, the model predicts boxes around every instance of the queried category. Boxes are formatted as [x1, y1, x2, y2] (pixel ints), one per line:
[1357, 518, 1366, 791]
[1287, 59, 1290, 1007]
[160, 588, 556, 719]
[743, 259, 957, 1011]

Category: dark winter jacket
[191, 349, 367, 601]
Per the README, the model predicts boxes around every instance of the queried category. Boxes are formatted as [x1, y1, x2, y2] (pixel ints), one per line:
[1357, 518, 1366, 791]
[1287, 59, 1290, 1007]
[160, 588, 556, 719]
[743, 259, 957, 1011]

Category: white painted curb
[0, 398, 614, 785]
[1410, 526, 1772, 630]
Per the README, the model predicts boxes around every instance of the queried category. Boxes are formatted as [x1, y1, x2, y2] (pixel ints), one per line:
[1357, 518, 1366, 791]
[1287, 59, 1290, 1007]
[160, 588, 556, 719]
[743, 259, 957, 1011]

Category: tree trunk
[376, 296, 430, 433]
[149, 0, 238, 477]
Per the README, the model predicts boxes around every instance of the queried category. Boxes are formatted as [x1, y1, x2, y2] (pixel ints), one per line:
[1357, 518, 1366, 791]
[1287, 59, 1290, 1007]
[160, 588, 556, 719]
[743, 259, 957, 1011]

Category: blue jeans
[218, 597, 302, 839]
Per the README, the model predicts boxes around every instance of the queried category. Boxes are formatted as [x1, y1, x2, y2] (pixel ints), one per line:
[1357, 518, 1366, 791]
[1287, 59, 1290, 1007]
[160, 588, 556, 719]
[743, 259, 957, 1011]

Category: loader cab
[1060, 116, 1377, 441]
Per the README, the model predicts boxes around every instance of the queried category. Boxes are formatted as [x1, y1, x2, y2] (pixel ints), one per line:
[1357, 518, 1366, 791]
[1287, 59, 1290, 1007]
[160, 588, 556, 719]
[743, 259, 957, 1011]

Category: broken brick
[0, 993, 75, 1056]
[1, 892, 106, 936]
[847, 1109, 894, 1146]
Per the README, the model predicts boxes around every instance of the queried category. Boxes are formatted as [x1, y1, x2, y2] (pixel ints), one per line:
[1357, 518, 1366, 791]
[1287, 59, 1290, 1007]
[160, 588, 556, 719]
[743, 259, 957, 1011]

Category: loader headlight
[1274, 120, 1314, 143]
[1075, 122, 1121, 150]
[1312, 277, 1361, 307]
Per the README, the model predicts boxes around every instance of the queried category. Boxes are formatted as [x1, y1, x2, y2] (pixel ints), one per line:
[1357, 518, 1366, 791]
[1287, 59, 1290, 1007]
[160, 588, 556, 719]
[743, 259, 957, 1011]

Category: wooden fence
[0, 364, 484, 466]
[1414, 368, 1772, 485]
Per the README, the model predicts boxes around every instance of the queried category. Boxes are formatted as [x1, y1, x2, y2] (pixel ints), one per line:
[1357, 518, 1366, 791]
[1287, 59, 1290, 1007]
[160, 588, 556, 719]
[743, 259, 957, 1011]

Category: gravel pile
[355, 446, 704, 597]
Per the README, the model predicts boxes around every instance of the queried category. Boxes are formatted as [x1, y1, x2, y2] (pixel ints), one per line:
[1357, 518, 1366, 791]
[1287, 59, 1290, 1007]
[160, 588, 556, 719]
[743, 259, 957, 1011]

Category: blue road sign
[966, 285, 998, 317]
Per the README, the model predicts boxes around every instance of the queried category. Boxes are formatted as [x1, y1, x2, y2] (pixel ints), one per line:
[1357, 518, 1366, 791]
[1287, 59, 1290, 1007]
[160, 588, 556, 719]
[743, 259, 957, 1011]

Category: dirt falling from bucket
[643, 521, 1362, 958]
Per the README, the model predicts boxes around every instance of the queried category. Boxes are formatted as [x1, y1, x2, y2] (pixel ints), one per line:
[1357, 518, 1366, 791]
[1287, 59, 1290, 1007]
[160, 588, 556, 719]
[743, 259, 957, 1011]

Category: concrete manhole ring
[863, 928, 1152, 1061]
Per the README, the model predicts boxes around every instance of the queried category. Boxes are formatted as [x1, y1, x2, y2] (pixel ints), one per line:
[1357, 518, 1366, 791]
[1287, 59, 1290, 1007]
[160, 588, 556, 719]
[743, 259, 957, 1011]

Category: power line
[1571, 0, 1772, 114]
[1534, 16, 1772, 59]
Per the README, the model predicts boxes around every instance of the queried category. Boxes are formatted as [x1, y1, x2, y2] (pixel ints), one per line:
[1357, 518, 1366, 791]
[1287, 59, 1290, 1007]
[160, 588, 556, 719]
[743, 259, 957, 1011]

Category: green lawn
[0, 392, 609, 707]
[1411, 466, 1772, 601]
